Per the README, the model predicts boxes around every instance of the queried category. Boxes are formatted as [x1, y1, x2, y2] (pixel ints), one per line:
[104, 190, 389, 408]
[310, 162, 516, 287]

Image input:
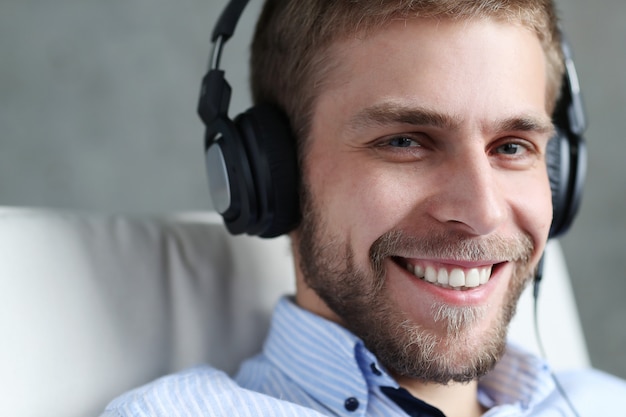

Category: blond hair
[251, 0, 564, 145]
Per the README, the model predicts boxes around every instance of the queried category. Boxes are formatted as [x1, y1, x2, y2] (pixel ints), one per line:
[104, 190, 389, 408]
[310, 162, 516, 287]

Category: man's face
[293, 18, 554, 383]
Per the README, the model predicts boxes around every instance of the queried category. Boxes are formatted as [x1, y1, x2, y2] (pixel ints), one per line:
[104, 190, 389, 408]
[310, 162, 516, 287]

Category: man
[102, 0, 626, 416]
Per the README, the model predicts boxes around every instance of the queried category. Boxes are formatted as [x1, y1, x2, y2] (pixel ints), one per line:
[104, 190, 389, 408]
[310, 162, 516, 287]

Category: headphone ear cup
[546, 128, 568, 239]
[546, 125, 587, 239]
[205, 116, 259, 235]
[235, 104, 300, 237]
[545, 37, 587, 240]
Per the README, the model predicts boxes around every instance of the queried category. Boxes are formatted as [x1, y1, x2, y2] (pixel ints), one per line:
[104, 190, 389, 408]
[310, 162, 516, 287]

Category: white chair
[0, 207, 589, 417]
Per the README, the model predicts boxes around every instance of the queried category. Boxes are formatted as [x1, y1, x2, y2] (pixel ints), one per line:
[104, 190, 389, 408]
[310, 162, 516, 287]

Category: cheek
[306, 157, 414, 257]
[508, 169, 553, 249]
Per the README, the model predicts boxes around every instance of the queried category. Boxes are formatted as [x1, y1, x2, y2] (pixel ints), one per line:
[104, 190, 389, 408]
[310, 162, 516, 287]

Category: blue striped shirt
[102, 297, 626, 416]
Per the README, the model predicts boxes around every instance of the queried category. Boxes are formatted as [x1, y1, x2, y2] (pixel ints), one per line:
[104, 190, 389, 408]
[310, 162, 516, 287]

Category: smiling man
[236, 6, 554, 416]
[102, 1, 626, 416]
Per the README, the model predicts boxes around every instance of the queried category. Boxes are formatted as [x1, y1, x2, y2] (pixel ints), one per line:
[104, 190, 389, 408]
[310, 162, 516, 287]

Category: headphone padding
[236, 104, 300, 237]
[546, 129, 567, 238]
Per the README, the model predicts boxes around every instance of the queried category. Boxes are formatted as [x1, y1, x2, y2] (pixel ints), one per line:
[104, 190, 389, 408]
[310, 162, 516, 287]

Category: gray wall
[2, 0, 624, 378]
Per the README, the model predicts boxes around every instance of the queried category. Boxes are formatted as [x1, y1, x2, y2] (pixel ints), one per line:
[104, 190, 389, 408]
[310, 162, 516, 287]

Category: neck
[393, 375, 486, 417]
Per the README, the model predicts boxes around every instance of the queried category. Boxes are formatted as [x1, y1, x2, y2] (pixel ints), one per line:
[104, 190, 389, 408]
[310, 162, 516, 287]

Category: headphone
[198, 0, 587, 240]
[198, 0, 298, 238]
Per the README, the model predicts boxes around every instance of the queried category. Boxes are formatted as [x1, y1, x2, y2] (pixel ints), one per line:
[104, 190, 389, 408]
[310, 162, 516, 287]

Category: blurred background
[1, 0, 624, 378]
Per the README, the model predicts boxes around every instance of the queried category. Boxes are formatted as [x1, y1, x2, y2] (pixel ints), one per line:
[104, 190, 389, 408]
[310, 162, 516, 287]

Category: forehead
[312, 17, 549, 132]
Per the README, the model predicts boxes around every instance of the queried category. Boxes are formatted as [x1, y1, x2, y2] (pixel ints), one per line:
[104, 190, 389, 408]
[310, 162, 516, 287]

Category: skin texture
[291, 17, 554, 417]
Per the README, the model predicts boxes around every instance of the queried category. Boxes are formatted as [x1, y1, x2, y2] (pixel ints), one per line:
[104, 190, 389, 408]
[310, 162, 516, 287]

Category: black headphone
[547, 37, 587, 239]
[198, 0, 587, 240]
[198, 0, 298, 238]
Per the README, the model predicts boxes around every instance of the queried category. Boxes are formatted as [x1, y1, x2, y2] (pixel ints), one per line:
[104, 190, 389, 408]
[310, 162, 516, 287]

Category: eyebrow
[493, 116, 555, 136]
[349, 101, 555, 136]
[349, 102, 461, 131]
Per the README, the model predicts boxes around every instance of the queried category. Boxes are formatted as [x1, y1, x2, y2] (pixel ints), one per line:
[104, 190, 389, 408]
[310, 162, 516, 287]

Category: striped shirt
[102, 297, 626, 416]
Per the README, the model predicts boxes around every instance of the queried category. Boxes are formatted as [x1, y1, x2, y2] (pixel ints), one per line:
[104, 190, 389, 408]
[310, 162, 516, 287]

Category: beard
[296, 189, 536, 384]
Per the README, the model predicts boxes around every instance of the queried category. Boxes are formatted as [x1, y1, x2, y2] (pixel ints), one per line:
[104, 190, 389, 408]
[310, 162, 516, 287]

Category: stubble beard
[296, 191, 536, 384]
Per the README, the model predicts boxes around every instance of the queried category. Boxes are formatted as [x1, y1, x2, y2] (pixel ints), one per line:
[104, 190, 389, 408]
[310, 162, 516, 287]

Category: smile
[395, 258, 500, 290]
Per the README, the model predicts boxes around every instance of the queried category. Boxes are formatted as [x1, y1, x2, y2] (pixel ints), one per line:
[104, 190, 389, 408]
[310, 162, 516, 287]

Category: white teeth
[406, 263, 494, 289]
[414, 264, 425, 277]
[448, 269, 465, 287]
[465, 268, 480, 288]
[479, 268, 491, 284]
[425, 266, 438, 283]
[437, 269, 448, 285]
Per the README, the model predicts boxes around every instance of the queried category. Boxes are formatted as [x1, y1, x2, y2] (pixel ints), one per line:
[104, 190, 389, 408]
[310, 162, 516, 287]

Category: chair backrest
[0, 207, 589, 417]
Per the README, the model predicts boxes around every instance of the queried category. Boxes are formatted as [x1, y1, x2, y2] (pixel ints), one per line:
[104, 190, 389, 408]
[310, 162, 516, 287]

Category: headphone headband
[211, 0, 249, 43]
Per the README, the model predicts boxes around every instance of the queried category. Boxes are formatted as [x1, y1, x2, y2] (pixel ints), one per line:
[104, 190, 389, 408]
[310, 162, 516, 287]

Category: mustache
[369, 229, 535, 276]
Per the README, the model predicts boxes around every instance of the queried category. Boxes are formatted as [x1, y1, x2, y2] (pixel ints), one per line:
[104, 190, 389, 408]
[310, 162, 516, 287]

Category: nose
[429, 152, 507, 236]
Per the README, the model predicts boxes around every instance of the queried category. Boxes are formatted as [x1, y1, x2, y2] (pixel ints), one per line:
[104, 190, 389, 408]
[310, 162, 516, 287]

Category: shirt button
[370, 362, 382, 376]
[344, 397, 359, 412]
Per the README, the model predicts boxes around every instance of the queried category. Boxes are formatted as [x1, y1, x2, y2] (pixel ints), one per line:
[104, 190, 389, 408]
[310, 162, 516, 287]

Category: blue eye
[388, 136, 419, 148]
[496, 142, 527, 155]
[371, 134, 428, 163]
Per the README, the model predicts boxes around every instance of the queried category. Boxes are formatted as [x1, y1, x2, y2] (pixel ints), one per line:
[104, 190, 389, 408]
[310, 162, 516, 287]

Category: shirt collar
[479, 343, 555, 411]
[264, 297, 555, 415]
[263, 297, 398, 415]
